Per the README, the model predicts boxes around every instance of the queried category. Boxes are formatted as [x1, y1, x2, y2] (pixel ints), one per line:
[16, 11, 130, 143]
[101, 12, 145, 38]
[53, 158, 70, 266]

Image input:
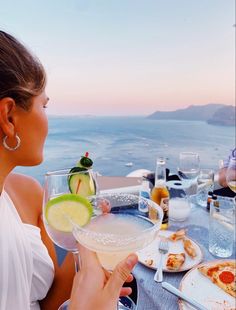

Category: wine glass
[226, 157, 236, 193]
[177, 152, 200, 194]
[43, 168, 97, 308]
[72, 193, 163, 310]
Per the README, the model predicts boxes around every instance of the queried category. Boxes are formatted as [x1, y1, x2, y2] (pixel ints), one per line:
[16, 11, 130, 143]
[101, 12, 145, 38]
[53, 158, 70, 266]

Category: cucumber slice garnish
[68, 152, 96, 196]
[68, 173, 96, 196]
[45, 194, 93, 232]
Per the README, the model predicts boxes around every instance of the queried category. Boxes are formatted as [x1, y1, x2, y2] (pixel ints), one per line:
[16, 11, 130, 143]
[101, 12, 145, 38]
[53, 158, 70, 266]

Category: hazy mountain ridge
[207, 105, 236, 126]
[148, 104, 235, 126]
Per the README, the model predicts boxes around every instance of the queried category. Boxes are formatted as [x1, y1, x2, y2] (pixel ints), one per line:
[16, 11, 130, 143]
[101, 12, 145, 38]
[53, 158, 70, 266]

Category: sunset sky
[1, 0, 235, 115]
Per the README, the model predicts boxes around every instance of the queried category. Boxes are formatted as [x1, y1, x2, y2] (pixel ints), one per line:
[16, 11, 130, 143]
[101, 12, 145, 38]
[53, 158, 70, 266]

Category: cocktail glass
[72, 193, 163, 309]
[43, 168, 97, 308]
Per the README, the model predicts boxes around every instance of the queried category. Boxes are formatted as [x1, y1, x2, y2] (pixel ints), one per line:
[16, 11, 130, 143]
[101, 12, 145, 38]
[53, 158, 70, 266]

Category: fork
[154, 238, 169, 282]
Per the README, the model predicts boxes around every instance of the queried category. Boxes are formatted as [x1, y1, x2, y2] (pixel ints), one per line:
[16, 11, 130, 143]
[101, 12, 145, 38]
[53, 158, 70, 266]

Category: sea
[14, 116, 235, 184]
[13, 115, 234, 262]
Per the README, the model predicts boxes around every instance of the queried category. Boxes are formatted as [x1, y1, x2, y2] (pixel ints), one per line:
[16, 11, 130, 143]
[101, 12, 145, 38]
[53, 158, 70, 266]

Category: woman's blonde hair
[0, 30, 46, 110]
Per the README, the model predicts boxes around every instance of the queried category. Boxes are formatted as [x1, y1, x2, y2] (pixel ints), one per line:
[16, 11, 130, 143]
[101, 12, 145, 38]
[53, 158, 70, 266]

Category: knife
[162, 282, 208, 310]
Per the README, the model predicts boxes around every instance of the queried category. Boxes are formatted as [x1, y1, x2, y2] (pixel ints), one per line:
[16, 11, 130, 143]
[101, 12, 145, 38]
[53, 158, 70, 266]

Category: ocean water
[14, 116, 235, 184]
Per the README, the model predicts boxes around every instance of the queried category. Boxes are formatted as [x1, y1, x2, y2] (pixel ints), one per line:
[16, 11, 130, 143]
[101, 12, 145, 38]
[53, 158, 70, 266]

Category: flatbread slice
[183, 239, 197, 258]
[198, 261, 236, 297]
[166, 253, 185, 271]
[169, 229, 186, 241]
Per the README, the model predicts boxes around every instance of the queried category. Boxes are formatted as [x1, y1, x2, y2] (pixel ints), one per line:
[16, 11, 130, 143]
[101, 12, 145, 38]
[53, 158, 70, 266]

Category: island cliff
[148, 103, 235, 126]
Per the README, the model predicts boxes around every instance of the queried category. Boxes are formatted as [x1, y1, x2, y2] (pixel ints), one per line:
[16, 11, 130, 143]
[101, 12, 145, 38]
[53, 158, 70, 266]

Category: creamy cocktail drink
[73, 193, 163, 270]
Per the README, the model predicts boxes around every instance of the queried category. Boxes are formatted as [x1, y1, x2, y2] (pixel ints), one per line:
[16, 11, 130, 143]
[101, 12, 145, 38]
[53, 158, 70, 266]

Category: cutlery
[162, 282, 208, 310]
[154, 239, 169, 282]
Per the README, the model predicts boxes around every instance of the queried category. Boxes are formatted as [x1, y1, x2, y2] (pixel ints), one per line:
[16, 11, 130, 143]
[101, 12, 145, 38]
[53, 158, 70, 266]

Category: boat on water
[125, 162, 133, 167]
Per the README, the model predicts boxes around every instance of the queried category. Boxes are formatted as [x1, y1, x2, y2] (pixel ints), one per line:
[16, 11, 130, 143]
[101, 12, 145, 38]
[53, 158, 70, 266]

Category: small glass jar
[166, 180, 191, 221]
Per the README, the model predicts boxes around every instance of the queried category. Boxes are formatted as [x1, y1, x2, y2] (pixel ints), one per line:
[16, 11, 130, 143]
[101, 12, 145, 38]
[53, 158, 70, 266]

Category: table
[133, 200, 235, 310]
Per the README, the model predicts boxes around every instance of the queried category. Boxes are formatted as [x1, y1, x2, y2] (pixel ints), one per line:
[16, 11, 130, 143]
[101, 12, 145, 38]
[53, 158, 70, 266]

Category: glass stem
[72, 251, 81, 272]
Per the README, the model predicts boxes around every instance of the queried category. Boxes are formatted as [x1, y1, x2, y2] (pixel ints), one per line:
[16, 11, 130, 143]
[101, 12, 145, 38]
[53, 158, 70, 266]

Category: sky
[0, 0, 235, 116]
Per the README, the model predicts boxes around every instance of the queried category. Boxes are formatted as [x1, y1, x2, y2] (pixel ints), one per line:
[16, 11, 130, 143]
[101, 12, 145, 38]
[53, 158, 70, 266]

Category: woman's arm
[218, 167, 227, 188]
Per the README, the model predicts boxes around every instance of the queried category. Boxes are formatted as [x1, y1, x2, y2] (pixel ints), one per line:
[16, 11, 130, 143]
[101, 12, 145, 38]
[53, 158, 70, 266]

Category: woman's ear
[0, 97, 16, 137]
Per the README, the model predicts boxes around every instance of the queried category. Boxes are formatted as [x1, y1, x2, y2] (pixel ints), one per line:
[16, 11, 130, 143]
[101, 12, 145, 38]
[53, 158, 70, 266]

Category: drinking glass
[166, 181, 191, 221]
[208, 196, 235, 257]
[196, 169, 214, 207]
[178, 152, 200, 194]
[43, 168, 97, 309]
[226, 157, 236, 193]
[73, 193, 163, 309]
[178, 152, 200, 181]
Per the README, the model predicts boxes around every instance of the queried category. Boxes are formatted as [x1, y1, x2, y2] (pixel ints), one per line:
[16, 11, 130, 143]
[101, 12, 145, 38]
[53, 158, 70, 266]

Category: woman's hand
[69, 244, 138, 310]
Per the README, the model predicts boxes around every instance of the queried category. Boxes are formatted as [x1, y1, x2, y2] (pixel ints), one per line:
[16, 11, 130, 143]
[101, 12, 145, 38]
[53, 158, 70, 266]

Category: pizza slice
[183, 239, 197, 258]
[198, 261, 236, 297]
[166, 253, 185, 271]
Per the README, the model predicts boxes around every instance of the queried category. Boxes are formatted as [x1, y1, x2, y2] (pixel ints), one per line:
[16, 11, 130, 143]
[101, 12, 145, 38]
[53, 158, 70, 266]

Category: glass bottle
[206, 191, 213, 211]
[151, 157, 169, 229]
[138, 177, 150, 212]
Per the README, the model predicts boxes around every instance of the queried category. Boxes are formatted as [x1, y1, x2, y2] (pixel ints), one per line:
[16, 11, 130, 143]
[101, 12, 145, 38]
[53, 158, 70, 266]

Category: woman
[0, 30, 137, 310]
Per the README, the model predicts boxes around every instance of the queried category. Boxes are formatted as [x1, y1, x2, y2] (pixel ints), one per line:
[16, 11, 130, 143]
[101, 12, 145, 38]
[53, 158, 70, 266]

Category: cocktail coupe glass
[42, 168, 97, 309]
[226, 157, 236, 194]
[177, 152, 200, 195]
[72, 193, 163, 309]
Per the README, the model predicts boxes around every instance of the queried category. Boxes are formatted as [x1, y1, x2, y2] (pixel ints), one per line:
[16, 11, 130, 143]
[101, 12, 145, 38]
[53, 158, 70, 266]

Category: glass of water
[196, 169, 214, 207]
[208, 196, 235, 258]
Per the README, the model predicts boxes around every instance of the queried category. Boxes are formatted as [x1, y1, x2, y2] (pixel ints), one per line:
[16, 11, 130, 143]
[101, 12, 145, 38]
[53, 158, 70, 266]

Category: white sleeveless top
[0, 190, 54, 310]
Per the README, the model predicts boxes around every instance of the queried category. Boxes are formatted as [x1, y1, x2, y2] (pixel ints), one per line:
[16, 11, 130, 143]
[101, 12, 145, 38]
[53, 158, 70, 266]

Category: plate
[137, 230, 203, 272]
[179, 260, 235, 310]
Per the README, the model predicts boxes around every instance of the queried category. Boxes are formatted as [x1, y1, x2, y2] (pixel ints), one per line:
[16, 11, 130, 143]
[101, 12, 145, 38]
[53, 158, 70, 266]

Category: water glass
[196, 169, 214, 207]
[208, 196, 235, 258]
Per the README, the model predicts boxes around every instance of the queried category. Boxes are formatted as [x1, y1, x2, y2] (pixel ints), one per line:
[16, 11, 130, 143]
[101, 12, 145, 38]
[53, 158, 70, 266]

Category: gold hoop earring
[3, 135, 21, 151]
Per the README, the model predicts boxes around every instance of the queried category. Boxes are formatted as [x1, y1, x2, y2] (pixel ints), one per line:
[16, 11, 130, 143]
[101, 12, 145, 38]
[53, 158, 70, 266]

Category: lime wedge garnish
[45, 194, 93, 232]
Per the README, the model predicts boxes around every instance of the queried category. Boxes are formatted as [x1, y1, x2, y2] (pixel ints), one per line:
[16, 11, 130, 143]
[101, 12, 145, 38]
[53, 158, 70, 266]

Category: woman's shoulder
[6, 172, 42, 193]
[5, 173, 43, 224]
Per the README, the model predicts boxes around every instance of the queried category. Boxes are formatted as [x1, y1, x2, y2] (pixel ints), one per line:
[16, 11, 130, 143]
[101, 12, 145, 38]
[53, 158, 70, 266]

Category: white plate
[137, 230, 203, 272]
[179, 260, 235, 310]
